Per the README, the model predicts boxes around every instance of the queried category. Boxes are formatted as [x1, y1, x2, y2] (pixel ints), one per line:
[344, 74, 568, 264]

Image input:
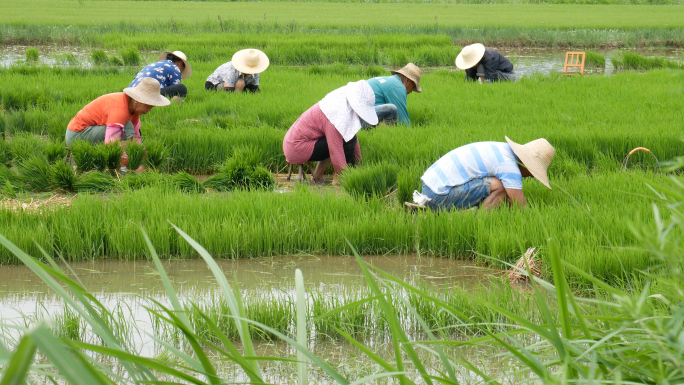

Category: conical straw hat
[505, 136, 555, 190]
[455, 43, 486, 70]
[159, 51, 192, 79]
[232, 49, 270, 74]
[123, 78, 170, 107]
[391, 63, 422, 93]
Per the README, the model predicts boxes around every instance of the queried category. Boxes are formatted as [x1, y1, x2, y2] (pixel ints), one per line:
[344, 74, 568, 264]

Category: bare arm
[505, 188, 527, 208]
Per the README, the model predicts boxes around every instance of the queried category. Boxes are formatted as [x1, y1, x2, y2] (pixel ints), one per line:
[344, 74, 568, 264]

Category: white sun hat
[455, 43, 486, 70]
[505, 136, 555, 190]
[158, 50, 192, 79]
[231, 49, 270, 74]
[319, 80, 377, 142]
[123, 78, 171, 107]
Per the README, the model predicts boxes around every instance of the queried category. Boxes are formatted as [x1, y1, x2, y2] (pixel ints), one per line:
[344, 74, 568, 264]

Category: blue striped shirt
[421, 142, 523, 195]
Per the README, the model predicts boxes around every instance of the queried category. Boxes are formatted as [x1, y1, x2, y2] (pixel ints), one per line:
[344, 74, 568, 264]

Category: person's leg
[205, 81, 220, 91]
[424, 177, 493, 211]
[342, 135, 358, 165]
[160, 84, 187, 98]
[498, 72, 516, 82]
[234, 78, 246, 93]
[375, 104, 398, 125]
[481, 177, 506, 210]
[309, 137, 332, 181]
[66, 125, 107, 146]
[121, 121, 135, 141]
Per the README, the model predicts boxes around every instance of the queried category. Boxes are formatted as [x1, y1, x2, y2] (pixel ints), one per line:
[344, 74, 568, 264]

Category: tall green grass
[611, 51, 684, 70]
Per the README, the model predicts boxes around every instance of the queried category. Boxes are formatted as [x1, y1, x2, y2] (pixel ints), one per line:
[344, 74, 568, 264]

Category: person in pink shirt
[283, 80, 378, 184]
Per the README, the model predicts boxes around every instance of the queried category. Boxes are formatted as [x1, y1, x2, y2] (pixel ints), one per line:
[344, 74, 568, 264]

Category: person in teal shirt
[365, 63, 422, 127]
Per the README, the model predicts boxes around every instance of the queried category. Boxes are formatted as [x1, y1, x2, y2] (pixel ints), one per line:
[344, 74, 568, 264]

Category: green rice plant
[231, 145, 264, 170]
[45, 142, 67, 164]
[69, 141, 97, 173]
[17, 155, 52, 193]
[90, 49, 108, 66]
[221, 156, 251, 188]
[25, 48, 39, 63]
[396, 164, 422, 206]
[0, 140, 12, 166]
[612, 51, 683, 70]
[125, 142, 145, 171]
[8, 134, 47, 164]
[92, 146, 107, 172]
[584, 50, 605, 67]
[2, 179, 17, 198]
[102, 142, 123, 171]
[202, 172, 234, 192]
[51, 160, 77, 193]
[143, 140, 167, 170]
[52, 306, 85, 341]
[57, 53, 79, 66]
[120, 171, 164, 191]
[249, 166, 275, 191]
[74, 171, 118, 193]
[108, 56, 123, 66]
[172, 171, 205, 193]
[120, 48, 140, 67]
[340, 162, 399, 199]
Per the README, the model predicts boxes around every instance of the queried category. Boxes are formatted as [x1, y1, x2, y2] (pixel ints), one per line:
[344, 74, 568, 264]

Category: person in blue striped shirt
[420, 137, 554, 211]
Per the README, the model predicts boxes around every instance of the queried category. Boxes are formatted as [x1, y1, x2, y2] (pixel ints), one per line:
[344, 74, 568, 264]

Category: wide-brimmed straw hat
[158, 51, 192, 79]
[123, 78, 171, 107]
[232, 49, 270, 74]
[455, 43, 486, 70]
[505, 136, 555, 190]
[391, 63, 423, 93]
[345, 80, 378, 126]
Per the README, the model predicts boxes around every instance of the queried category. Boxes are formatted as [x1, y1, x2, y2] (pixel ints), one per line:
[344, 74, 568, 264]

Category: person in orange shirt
[65, 78, 170, 169]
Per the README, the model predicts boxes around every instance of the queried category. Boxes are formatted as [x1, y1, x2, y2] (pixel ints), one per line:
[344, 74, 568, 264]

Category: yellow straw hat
[391, 63, 422, 92]
[123, 78, 170, 107]
[231, 49, 270, 74]
[505, 136, 555, 190]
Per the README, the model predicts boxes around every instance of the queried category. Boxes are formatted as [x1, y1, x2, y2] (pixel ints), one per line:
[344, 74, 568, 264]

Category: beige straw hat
[123, 78, 171, 107]
[346, 80, 378, 126]
[232, 49, 270, 74]
[391, 63, 423, 93]
[455, 43, 486, 70]
[505, 136, 555, 190]
[158, 51, 192, 79]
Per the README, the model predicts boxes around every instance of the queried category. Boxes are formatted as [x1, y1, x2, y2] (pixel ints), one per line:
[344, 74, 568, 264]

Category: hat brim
[391, 69, 422, 93]
[123, 88, 171, 107]
[455, 44, 486, 70]
[158, 51, 192, 79]
[346, 82, 378, 126]
[505, 136, 552, 190]
[231, 49, 270, 74]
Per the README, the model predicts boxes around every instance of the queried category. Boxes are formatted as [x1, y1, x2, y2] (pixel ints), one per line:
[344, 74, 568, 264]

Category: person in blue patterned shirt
[420, 137, 554, 211]
[130, 51, 192, 99]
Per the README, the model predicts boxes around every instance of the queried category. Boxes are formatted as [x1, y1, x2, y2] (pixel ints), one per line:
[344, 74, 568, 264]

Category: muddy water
[2, 45, 682, 76]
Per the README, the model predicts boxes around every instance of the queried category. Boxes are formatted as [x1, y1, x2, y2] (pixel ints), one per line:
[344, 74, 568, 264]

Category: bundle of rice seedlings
[108, 56, 123, 66]
[17, 155, 52, 192]
[2, 180, 16, 198]
[51, 160, 77, 192]
[508, 247, 542, 284]
[25, 48, 39, 63]
[103, 142, 123, 171]
[70, 141, 97, 172]
[202, 172, 234, 192]
[231, 146, 264, 170]
[341, 162, 399, 199]
[0, 165, 20, 198]
[91, 49, 108, 66]
[585, 51, 606, 68]
[0, 140, 11, 166]
[93, 146, 108, 172]
[120, 48, 140, 67]
[144, 140, 168, 170]
[172, 172, 205, 194]
[221, 157, 251, 188]
[74, 171, 118, 193]
[8, 134, 46, 164]
[45, 142, 67, 164]
[249, 166, 276, 191]
[121, 171, 163, 191]
[397, 167, 420, 207]
[126, 142, 145, 171]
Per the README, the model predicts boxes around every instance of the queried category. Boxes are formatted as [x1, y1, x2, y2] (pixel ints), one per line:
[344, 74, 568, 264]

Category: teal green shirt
[367, 75, 410, 126]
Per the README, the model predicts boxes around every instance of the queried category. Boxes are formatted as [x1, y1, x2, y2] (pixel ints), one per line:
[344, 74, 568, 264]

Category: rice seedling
[340, 162, 399, 199]
[92, 146, 108, 172]
[69, 141, 97, 173]
[17, 155, 52, 193]
[44, 142, 67, 164]
[612, 51, 684, 70]
[142, 140, 167, 171]
[57, 53, 78, 66]
[2, 179, 17, 198]
[249, 166, 276, 191]
[120, 47, 140, 67]
[90, 49, 108, 66]
[584, 50, 605, 67]
[0, 140, 12, 166]
[7, 134, 47, 164]
[221, 156, 252, 188]
[24, 48, 39, 63]
[73, 171, 118, 193]
[102, 142, 123, 171]
[172, 171, 205, 193]
[108, 56, 123, 66]
[120, 170, 164, 191]
[51, 160, 77, 193]
[125, 142, 145, 171]
[202, 172, 234, 192]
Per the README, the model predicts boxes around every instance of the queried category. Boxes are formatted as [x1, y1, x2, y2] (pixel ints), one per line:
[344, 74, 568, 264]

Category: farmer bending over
[65, 78, 170, 171]
[130, 51, 192, 100]
[418, 137, 554, 211]
[205, 49, 269, 93]
[283, 80, 378, 185]
[456, 44, 515, 83]
[364, 63, 422, 128]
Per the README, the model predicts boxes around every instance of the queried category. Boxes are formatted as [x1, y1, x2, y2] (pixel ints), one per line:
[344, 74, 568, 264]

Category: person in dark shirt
[456, 44, 515, 82]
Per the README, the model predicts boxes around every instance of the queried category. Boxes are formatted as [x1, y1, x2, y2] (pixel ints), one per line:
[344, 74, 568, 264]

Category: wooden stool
[286, 162, 316, 181]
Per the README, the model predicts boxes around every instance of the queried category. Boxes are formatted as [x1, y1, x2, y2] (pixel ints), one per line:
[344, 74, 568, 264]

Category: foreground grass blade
[0, 333, 36, 385]
[295, 269, 308, 385]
